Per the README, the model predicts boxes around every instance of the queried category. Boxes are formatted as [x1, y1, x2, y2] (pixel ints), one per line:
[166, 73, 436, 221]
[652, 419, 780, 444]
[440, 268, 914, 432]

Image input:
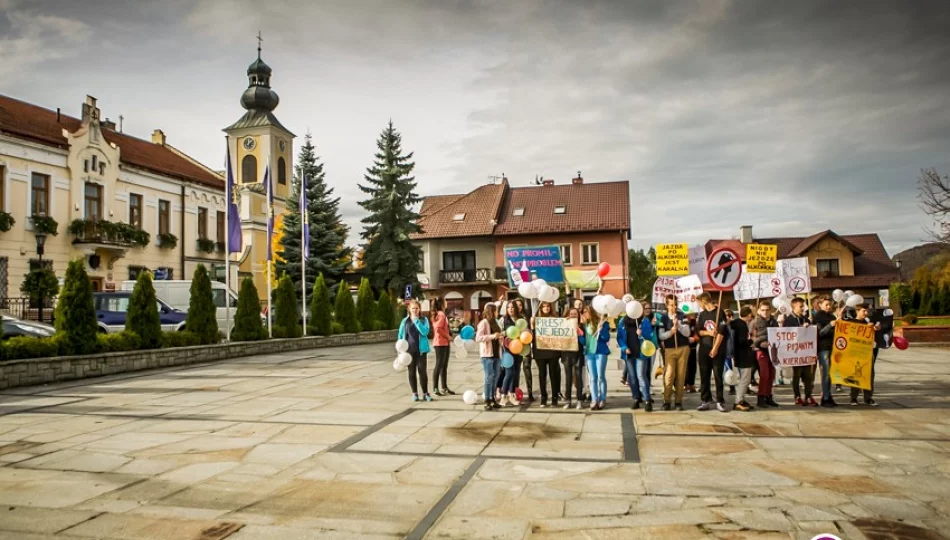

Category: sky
[2, 0, 949, 256]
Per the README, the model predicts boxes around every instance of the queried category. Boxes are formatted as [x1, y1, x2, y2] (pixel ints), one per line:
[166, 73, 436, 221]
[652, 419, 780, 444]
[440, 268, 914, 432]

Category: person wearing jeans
[618, 305, 657, 412]
[476, 303, 505, 411]
[500, 302, 524, 406]
[813, 295, 838, 407]
[561, 307, 586, 409]
[731, 306, 756, 411]
[584, 309, 611, 410]
[751, 300, 779, 408]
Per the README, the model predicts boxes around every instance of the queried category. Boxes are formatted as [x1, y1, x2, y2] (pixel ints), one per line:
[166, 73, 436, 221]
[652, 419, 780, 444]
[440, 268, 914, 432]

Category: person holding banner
[584, 308, 611, 411]
[532, 301, 561, 408]
[844, 303, 882, 407]
[696, 293, 730, 412]
[562, 307, 586, 410]
[783, 298, 817, 406]
[813, 296, 839, 408]
[658, 294, 691, 411]
[752, 301, 780, 408]
[476, 304, 505, 411]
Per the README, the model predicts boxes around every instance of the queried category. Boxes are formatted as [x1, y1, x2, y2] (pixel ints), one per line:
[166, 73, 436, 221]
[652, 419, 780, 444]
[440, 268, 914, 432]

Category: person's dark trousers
[408, 352, 429, 395]
[537, 357, 561, 402]
[698, 348, 725, 404]
[850, 348, 878, 402]
[432, 346, 450, 391]
[686, 348, 698, 386]
[521, 353, 535, 398]
[562, 352, 585, 402]
[792, 364, 815, 398]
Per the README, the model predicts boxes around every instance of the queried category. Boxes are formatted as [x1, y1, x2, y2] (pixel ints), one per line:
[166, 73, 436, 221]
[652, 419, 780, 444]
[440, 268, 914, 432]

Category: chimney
[101, 117, 116, 130]
[542, 178, 555, 187]
[151, 129, 166, 145]
[56, 107, 61, 123]
[572, 171, 583, 184]
[81, 95, 100, 124]
[739, 225, 753, 244]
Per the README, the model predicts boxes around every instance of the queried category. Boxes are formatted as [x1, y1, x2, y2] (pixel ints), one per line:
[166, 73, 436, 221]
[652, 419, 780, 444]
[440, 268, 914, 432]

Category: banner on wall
[652, 274, 704, 313]
[830, 320, 875, 390]
[535, 317, 579, 351]
[767, 326, 818, 367]
[656, 244, 690, 276]
[504, 246, 565, 287]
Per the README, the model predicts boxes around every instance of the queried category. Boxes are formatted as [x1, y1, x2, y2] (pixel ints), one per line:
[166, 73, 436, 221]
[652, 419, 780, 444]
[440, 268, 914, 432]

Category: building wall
[807, 238, 856, 277]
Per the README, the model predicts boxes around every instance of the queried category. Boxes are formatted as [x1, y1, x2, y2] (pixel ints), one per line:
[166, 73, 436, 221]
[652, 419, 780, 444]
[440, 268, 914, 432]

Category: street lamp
[896, 259, 903, 282]
[35, 232, 47, 323]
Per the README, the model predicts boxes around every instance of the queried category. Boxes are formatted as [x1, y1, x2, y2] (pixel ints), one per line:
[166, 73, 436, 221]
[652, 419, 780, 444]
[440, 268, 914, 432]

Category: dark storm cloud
[2, 0, 948, 254]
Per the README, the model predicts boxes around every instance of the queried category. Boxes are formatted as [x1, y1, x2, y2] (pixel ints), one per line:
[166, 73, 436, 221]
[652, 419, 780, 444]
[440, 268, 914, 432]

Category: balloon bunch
[832, 289, 865, 308]
[518, 278, 560, 303]
[453, 325, 478, 360]
[504, 318, 532, 355]
[393, 340, 413, 371]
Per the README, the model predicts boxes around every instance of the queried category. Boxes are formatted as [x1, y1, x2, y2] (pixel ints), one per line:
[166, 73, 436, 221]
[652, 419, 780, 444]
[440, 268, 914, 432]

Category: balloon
[455, 346, 468, 360]
[844, 290, 854, 298]
[531, 279, 547, 291]
[626, 300, 644, 319]
[640, 340, 657, 357]
[591, 295, 608, 315]
[463, 390, 477, 405]
[460, 326, 475, 340]
[501, 352, 514, 368]
[846, 295, 864, 308]
[540, 286, 559, 303]
[608, 299, 626, 318]
[515, 318, 529, 331]
[508, 339, 524, 355]
[506, 326, 520, 339]
[622, 294, 634, 303]
[772, 296, 784, 310]
[597, 262, 611, 278]
[724, 368, 739, 386]
[397, 352, 413, 367]
[393, 358, 403, 371]
[893, 336, 909, 350]
[518, 282, 538, 299]
[832, 289, 844, 302]
[395, 339, 409, 353]
[463, 339, 477, 352]
[883, 309, 894, 317]
[535, 285, 551, 303]
[519, 330, 533, 344]
[454, 335, 464, 348]
[515, 388, 524, 401]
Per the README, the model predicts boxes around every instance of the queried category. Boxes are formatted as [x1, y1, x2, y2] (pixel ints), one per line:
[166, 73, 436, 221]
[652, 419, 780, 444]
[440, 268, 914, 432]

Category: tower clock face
[278, 140, 286, 152]
[243, 137, 256, 151]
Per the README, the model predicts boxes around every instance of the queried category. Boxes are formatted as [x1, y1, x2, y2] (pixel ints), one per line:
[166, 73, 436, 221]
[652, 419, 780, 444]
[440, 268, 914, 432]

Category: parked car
[2, 315, 55, 339]
[93, 292, 186, 333]
[120, 280, 239, 336]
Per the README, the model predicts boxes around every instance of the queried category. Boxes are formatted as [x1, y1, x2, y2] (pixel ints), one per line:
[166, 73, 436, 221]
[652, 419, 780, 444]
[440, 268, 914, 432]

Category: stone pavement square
[0, 342, 947, 539]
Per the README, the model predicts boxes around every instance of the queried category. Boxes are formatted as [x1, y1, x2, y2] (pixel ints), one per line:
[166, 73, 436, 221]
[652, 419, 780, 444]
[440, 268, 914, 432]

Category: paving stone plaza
[0, 343, 947, 539]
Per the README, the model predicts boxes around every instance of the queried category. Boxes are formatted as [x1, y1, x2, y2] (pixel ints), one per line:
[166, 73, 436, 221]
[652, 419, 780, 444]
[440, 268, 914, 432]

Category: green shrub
[274, 274, 300, 338]
[2, 336, 59, 360]
[309, 274, 333, 336]
[54, 259, 98, 355]
[902, 313, 919, 326]
[232, 277, 266, 341]
[375, 290, 395, 330]
[20, 266, 59, 305]
[186, 265, 219, 344]
[372, 320, 385, 331]
[396, 303, 407, 322]
[331, 321, 345, 335]
[97, 331, 141, 353]
[163, 331, 202, 348]
[333, 281, 360, 333]
[356, 278, 376, 333]
[126, 272, 162, 349]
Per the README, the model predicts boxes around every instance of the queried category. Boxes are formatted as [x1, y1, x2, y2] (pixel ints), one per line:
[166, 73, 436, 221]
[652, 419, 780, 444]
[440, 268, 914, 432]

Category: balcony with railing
[439, 267, 504, 284]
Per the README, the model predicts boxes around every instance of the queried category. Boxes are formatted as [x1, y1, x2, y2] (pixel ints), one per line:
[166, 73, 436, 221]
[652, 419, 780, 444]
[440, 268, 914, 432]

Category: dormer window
[99, 163, 105, 175]
[513, 207, 525, 216]
[83, 160, 89, 173]
[91, 155, 97, 169]
[554, 205, 566, 214]
[453, 213, 466, 221]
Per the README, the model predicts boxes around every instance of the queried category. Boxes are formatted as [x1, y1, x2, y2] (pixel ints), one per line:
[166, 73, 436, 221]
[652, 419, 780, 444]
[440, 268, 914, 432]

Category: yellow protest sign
[746, 243, 777, 273]
[656, 243, 689, 276]
[830, 320, 874, 390]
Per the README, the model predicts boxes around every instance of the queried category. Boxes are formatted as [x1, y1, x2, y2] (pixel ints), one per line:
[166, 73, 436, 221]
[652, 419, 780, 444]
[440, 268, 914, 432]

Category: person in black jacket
[812, 295, 839, 407]
[784, 298, 817, 407]
[532, 301, 561, 408]
[731, 306, 756, 411]
[845, 303, 884, 407]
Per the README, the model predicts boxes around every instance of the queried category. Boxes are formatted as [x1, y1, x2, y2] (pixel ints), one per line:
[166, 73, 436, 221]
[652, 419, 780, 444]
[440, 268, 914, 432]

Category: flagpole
[224, 137, 232, 342]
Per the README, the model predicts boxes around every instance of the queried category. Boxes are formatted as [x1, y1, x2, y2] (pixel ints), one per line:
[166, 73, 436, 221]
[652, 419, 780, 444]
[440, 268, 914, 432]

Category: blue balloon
[460, 325, 475, 340]
[501, 351, 514, 368]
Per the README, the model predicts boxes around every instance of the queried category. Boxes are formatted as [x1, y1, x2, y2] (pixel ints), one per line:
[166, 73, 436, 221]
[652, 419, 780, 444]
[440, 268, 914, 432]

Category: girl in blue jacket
[617, 305, 659, 412]
[397, 300, 433, 402]
[584, 309, 612, 410]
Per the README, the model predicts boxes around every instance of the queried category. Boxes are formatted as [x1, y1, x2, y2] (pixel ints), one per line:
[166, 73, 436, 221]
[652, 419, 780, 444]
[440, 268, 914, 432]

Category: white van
[120, 280, 239, 336]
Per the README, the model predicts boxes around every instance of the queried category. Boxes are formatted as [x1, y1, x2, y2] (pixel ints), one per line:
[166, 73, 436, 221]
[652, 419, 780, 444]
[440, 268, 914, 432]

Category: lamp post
[35, 232, 47, 323]
[896, 259, 903, 282]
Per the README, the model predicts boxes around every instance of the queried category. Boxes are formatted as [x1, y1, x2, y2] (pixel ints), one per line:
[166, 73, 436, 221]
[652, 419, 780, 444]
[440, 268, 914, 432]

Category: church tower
[224, 39, 294, 299]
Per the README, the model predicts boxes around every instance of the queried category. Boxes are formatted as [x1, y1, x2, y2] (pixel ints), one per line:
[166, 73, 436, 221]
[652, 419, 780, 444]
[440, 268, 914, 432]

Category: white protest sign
[778, 257, 811, 296]
[766, 326, 818, 367]
[652, 274, 704, 314]
[734, 264, 779, 301]
[535, 317, 578, 351]
[734, 258, 813, 301]
[688, 245, 710, 284]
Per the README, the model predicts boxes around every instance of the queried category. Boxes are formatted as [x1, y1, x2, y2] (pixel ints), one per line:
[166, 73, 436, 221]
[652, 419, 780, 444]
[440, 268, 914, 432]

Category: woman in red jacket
[431, 297, 454, 396]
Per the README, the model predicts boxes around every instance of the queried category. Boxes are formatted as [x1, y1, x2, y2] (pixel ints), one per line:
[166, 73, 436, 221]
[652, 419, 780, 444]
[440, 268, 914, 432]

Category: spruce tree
[187, 264, 218, 344]
[333, 281, 359, 333]
[276, 134, 352, 303]
[126, 272, 162, 349]
[356, 278, 376, 331]
[55, 259, 98, 355]
[375, 290, 395, 330]
[920, 284, 934, 316]
[310, 273, 333, 336]
[274, 274, 301, 338]
[357, 120, 423, 292]
[232, 277, 266, 341]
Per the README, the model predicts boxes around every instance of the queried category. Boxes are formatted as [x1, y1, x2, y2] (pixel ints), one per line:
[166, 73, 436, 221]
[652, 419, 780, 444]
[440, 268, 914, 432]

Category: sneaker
[806, 397, 819, 407]
[820, 398, 838, 408]
[590, 402, 597, 411]
[412, 394, 419, 402]
[645, 402, 653, 413]
[716, 402, 727, 413]
[836, 385, 843, 393]
[539, 399, 548, 408]
[866, 399, 878, 407]
[768, 397, 780, 408]
[850, 399, 859, 406]
[662, 403, 672, 411]
[777, 377, 785, 386]
[491, 401, 502, 409]
[575, 402, 583, 410]
[424, 394, 434, 402]
[599, 401, 606, 410]
[563, 401, 572, 409]
[434, 390, 445, 397]
[687, 385, 697, 393]
[484, 402, 493, 411]
[735, 401, 752, 412]
[795, 397, 805, 406]
[444, 389, 457, 396]
[552, 399, 559, 408]
[674, 403, 684, 411]
[620, 378, 627, 386]
[632, 400, 642, 410]
[697, 402, 711, 411]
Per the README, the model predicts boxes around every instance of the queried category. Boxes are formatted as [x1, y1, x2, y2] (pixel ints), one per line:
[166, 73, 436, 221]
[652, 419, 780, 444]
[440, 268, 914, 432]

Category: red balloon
[597, 262, 611, 278]
[893, 336, 909, 350]
[515, 388, 524, 401]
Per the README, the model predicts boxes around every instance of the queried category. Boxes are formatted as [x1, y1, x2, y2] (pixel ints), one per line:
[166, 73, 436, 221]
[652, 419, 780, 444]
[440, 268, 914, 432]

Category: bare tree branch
[917, 168, 950, 244]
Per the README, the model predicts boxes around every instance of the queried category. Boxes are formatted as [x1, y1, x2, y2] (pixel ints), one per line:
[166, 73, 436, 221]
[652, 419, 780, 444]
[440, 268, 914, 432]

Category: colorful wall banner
[652, 274, 704, 313]
[656, 243, 690, 276]
[535, 317, 579, 351]
[831, 320, 875, 390]
[767, 326, 818, 367]
[746, 244, 777, 273]
[505, 246, 565, 287]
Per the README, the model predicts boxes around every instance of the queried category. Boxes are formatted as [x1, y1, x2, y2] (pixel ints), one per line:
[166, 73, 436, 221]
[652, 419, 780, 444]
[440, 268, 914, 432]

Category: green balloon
[516, 318, 528, 331]
[506, 326, 520, 339]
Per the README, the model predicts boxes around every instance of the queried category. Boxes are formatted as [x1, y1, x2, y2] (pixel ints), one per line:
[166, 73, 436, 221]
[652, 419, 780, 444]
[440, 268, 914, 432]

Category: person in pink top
[430, 297, 454, 396]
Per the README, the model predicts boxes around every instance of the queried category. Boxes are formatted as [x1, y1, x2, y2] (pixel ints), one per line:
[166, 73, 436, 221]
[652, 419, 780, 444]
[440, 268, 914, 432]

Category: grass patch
[895, 317, 950, 327]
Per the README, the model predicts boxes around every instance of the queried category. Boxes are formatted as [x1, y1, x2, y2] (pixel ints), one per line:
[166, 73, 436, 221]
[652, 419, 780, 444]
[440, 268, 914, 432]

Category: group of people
[396, 290, 888, 411]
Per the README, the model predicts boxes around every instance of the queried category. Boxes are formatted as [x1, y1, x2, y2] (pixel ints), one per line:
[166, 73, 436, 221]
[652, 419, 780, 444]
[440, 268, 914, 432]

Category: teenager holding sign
[659, 294, 691, 411]
[532, 301, 561, 408]
[696, 293, 730, 412]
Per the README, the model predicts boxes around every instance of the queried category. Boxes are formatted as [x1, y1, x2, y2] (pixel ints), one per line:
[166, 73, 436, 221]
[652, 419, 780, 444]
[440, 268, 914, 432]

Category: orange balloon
[519, 330, 533, 344]
[508, 339, 524, 355]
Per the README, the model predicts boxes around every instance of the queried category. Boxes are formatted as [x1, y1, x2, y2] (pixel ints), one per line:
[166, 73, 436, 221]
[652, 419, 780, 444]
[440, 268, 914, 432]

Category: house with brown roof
[412, 173, 631, 320]
[705, 226, 900, 307]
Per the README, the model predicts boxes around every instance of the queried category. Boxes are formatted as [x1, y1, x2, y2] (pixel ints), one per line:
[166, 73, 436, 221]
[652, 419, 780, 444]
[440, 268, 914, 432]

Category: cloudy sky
[3, 0, 949, 255]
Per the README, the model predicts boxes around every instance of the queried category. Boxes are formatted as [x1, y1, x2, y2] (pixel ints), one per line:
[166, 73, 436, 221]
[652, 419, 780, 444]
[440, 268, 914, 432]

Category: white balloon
[844, 290, 854, 298]
[622, 294, 634, 303]
[536, 285, 552, 303]
[845, 294, 864, 308]
[395, 339, 409, 353]
[455, 346, 469, 360]
[397, 352, 412, 367]
[393, 358, 403, 371]
[724, 368, 739, 386]
[462, 390, 477, 405]
[518, 281, 538, 299]
[608, 299, 626, 318]
[832, 289, 844, 302]
[772, 296, 784, 310]
[540, 286, 559, 303]
[531, 279, 547, 291]
[884, 308, 894, 317]
[463, 339, 477, 352]
[454, 335, 464, 348]
[626, 300, 644, 319]
[591, 295, 609, 315]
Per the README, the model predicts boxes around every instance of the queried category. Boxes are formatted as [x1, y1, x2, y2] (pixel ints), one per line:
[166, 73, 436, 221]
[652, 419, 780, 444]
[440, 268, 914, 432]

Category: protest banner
[830, 320, 874, 390]
[688, 245, 710, 284]
[504, 246, 565, 287]
[535, 317, 579, 351]
[734, 265, 780, 301]
[656, 243, 689, 276]
[778, 257, 811, 295]
[652, 274, 703, 313]
[767, 326, 817, 367]
[746, 244, 777, 273]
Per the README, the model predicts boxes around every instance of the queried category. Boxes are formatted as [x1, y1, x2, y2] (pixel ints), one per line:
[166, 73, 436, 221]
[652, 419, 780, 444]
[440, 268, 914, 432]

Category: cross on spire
[256, 31, 263, 58]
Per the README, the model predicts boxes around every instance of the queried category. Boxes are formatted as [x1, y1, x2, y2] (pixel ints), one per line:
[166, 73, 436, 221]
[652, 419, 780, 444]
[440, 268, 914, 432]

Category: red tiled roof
[412, 182, 507, 239]
[494, 180, 630, 236]
[0, 94, 223, 189]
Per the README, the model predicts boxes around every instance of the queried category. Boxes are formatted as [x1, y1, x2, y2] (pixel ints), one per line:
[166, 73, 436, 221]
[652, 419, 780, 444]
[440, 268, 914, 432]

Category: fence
[0, 297, 56, 323]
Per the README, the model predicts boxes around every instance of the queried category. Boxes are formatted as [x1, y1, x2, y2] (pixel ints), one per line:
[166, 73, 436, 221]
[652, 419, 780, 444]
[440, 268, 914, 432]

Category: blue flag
[300, 174, 310, 261]
[225, 145, 242, 254]
[265, 161, 274, 262]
